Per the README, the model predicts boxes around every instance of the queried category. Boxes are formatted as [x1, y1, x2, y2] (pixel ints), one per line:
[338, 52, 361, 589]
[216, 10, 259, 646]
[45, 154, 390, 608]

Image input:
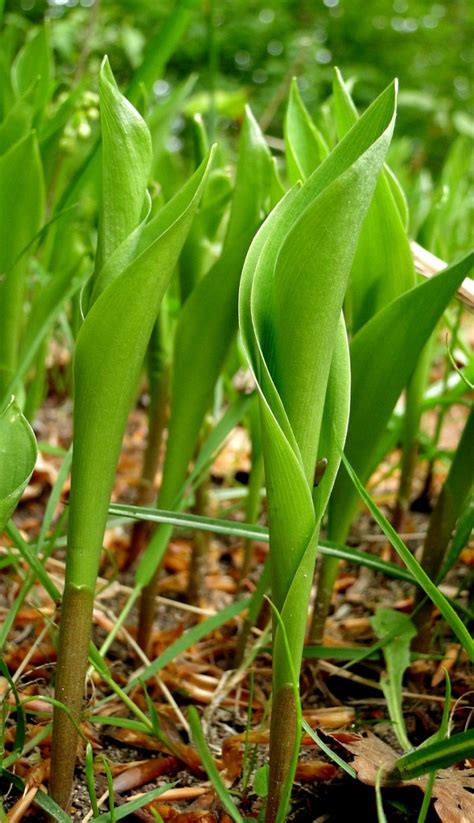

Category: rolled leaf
[95, 56, 152, 276]
[239, 81, 397, 820]
[0, 397, 37, 532]
[66, 60, 214, 594]
[68, 153, 214, 593]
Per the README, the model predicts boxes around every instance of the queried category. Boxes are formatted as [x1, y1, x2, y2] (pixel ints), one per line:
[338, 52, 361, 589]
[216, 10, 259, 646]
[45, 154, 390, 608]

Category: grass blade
[391, 729, 474, 780]
[188, 705, 243, 823]
[341, 451, 474, 659]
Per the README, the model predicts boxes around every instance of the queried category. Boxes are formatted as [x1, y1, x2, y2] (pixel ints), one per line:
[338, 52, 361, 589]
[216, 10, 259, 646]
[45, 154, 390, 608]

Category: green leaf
[0, 92, 33, 153]
[0, 398, 37, 532]
[439, 496, 474, 581]
[86, 716, 150, 733]
[32, 790, 72, 822]
[301, 719, 356, 778]
[390, 729, 474, 780]
[329, 251, 474, 544]
[1, 257, 87, 408]
[127, 0, 200, 101]
[68, 149, 214, 594]
[371, 609, 416, 751]
[240, 78, 397, 661]
[91, 784, 176, 823]
[253, 763, 269, 798]
[188, 706, 244, 823]
[0, 659, 26, 754]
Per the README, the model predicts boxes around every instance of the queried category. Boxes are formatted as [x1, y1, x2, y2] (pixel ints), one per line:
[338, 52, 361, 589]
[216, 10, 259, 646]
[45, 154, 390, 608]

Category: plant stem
[239, 452, 264, 585]
[393, 340, 433, 531]
[127, 362, 170, 568]
[413, 405, 474, 652]
[186, 478, 210, 606]
[24, 337, 49, 421]
[234, 556, 270, 667]
[137, 525, 173, 654]
[264, 684, 298, 823]
[309, 554, 339, 644]
[50, 583, 95, 810]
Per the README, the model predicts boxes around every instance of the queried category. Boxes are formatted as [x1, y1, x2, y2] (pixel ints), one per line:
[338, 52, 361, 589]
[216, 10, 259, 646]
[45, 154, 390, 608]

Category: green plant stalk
[265, 684, 299, 823]
[393, 338, 433, 531]
[240, 401, 264, 585]
[415, 304, 464, 506]
[310, 551, 339, 644]
[186, 475, 211, 605]
[23, 336, 49, 421]
[413, 404, 474, 651]
[128, 313, 171, 568]
[234, 555, 271, 667]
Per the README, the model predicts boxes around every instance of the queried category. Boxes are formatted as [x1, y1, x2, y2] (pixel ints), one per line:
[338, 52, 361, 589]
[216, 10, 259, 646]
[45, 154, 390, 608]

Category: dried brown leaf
[328, 731, 474, 823]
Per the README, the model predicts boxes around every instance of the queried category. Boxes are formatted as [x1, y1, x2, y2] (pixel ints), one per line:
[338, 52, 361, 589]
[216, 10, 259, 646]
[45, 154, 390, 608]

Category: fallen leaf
[328, 730, 474, 823]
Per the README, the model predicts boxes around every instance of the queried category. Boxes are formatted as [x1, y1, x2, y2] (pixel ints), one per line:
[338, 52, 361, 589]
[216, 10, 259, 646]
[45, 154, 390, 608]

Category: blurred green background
[4, 0, 473, 252]
[7, 1, 473, 146]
